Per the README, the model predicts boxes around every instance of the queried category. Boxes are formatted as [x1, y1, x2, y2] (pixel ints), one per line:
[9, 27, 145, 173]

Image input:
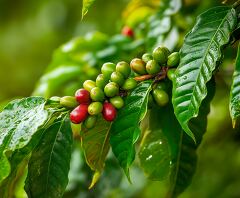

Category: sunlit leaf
[0, 97, 48, 183]
[81, 116, 111, 188]
[82, 0, 96, 19]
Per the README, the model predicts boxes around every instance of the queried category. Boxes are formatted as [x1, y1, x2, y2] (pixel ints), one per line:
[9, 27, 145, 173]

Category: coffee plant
[0, 0, 240, 197]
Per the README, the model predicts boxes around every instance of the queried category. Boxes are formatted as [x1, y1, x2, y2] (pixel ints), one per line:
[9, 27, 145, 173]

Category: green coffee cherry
[152, 89, 169, 106]
[110, 96, 124, 109]
[116, 61, 131, 78]
[84, 115, 97, 129]
[154, 82, 167, 91]
[90, 87, 105, 101]
[110, 71, 125, 86]
[96, 74, 109, 89]
[83, 80, 96, 92]
[167, 52, 180, 67]
[130, 58, 147, 75]
[49, 96, 61, 103]
[104, 82, 119, 97]
[60, 96, 78, 109]
[152, 46, 170, 64]
[101, 62, 116, 78]
[167, 69, 176, 81]
[122, 78, 137, 90]
[146, 60, 161, 75]
[142, 53, 153, 63]
[88, 102, 103, 115]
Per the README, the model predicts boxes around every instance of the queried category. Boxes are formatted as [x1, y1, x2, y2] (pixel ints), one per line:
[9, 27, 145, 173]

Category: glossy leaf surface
[172, 6, 237, 141]
[25, 115, 73, 198]
[110, 80, 153, 179]
[0, 97, 48, 183]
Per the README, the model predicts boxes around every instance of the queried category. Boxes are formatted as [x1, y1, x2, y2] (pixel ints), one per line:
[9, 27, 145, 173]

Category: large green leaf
[0, 97, 48, 183]
[168, 79, 215, 197]
[110, 80, 153, 179]
[25, 115, 73, 198]
[81, 117, 111, 188]
[82, 0, 96, 19]
[230, 43, 240, 128]
[172, 6, 237, 141]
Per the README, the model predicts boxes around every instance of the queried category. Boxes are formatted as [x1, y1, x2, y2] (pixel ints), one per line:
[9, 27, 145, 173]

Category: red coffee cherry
[70, 104, 89, 124]
[121, 26, 134, 38]
[75, 89, 91, 104]
[102, 102, 117, 122]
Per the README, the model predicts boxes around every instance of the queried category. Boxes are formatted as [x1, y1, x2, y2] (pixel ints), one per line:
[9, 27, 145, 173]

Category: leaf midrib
[45, 114, 67, 195]
[185, 8, 231, 123]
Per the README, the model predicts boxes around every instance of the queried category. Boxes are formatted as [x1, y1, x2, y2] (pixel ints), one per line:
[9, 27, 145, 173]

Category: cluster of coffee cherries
[131, 46, 179, 107]
[55, 46, 179, 129]
[65, 60, 138, 129]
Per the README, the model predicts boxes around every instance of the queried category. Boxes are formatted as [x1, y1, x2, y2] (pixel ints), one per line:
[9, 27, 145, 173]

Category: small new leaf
[172, 6, 237, 141]
[110, 80, 153, 180]
[81, 116, 111, 188]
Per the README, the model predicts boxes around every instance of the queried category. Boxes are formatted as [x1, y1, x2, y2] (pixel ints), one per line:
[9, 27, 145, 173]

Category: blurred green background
[1, 0, 240, 197]
[0, 0, 126, 102]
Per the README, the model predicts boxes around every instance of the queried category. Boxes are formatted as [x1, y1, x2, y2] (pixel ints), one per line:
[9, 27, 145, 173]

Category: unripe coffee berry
[101, 62, 116, 78]
[102, 102, 117, 122]
[142, 53, 153, 63]
[75, 89, 91, 104]
[88, 102, 103, 115]
[110, 96, 124, 109]
[96, 74, 109, 89]
[122, 78, 137, 90]
[84, 115, 97, 129]
[155, 82, 167, 91]
[90, 87, 105, 102]
[153, 46, 170, 64]
[167, 52, 180, 67]
[49, 96, 61, 103]
[146, 60, 161, 75]
[60, 96, 78, 109]
[116, 61, 131, 78]
[167, 69, 176, 81]
[152, 89, 169, 107]
[110, 71, 125, 86]
[121, 26, 134, 38]
[83, 80, 96, 92]
[104, 82, 119, 97]
[130, 58, 147, 75]
[70, 104, 89, 124]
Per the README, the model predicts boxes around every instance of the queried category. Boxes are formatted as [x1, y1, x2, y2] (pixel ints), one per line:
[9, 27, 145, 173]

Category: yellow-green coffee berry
[110, 96, 124, 109]
[116, 61, 131, 78]
[122, 78, 137, 90]
[60, 96, 78, 109]
[83, 80, 96, 92]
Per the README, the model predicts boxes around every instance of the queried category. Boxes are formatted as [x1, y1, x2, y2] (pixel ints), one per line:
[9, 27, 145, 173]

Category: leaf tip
[89, 171, 101, 189]
[124, 167, 132, 184]
[232, 119, 236, 129]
